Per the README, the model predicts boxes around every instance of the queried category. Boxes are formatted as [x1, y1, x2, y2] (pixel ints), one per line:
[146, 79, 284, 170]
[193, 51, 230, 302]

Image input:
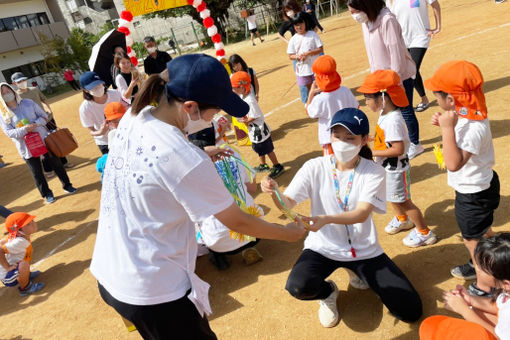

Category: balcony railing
[0, 21, 69, 54]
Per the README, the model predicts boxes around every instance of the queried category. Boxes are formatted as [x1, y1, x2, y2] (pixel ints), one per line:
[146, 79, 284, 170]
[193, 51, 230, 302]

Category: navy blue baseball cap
[329, 108, 369, 135]
[165, 54, 249, 118]
[79, 71, 105, 90]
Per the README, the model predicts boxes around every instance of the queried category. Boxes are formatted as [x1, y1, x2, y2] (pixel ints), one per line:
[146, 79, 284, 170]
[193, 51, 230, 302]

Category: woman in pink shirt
[347, 0, 423, 159]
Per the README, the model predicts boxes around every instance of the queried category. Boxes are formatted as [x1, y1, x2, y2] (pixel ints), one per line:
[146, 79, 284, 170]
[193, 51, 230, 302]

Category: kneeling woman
[262, 108, 422, 328]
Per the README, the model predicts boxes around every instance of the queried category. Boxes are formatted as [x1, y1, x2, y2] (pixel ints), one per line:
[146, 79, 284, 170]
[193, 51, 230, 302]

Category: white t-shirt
[284, 156, 386, 261]
[247, 15, 257, 30]
[90, 106, 234, 308]
[0, 237, 31, 279]
[447, 117, 495, 194]
[243, 92, 271, 144]
[287, 30, 323, 77]
[496, 293, 510, 340]
[307, 86, 359, 145]
[374, 109, 410, 173]
[79, 89, 123, 146]
[386, 0, 436, 48]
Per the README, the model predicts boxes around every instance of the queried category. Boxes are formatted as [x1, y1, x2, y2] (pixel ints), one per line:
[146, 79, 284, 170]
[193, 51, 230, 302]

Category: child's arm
[253, 74, 260, 100]
[302, 45, 324, 60]
[371, 140, 405, 158]
[305, 81, 321, 111]
[240, 116, 255, 124]
[437, 111, 472, 171]
[452, 284, 499, 314]
[0, 248, 16, 272]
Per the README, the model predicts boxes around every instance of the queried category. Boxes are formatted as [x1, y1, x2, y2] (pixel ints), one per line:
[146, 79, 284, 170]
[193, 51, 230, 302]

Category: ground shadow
[257, 64, 290, 79]
[337, 285, 384, 332]
[36, 209, 96, 232]
[271, 117, 315, 142]
[5, 336, 33, 340]
[483, 75, 510, 94]
[410, 160, 444, 185]
[278, 150, 322, 189]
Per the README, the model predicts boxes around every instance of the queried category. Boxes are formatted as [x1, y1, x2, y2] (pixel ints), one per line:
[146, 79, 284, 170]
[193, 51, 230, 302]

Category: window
[2, 17, 19, 31]
[0, 12, 52, 32]
[27, 14, 39, 27]
[16, 16, 30, 29]
[0, 20, 5, 32]
[37, 13, 50, 25]
[2, 60, 46, 82]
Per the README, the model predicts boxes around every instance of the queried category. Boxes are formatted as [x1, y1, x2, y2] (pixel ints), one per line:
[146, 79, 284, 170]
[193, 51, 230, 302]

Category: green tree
[66, 28, 95, 71]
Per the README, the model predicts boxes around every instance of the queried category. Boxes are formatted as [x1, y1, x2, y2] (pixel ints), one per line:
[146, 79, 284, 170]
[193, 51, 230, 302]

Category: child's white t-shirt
[0, 237, 31, 279]
[496, 293, 510, 339]
[287, 30, 323, 77]
[307, 86, 359, 145]
[247, 15, 257, 30]
[284, 156, 386, 261]
[448, 117, 495, 194]
[374, 109, 410, 173]
[242, 92, 271, 144]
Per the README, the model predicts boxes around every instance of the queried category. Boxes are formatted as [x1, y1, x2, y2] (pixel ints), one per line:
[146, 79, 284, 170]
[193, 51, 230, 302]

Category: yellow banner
[124, 0, 188, 17]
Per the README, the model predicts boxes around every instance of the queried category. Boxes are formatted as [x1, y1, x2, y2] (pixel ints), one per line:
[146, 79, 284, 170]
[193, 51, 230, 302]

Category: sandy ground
[1, 0, 509, 339]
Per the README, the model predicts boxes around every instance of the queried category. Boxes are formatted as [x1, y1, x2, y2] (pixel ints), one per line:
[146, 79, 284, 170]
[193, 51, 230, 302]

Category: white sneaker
[385, 216, 414, 235]
[318, 280, 339, 328]
[403, 228, 438, 247]
[408, 143, 424, 160]
[347, 270, 369, 290]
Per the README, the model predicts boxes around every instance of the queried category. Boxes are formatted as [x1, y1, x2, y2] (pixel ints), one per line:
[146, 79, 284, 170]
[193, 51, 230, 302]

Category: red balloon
[130, 56, 138, 66]
[126, 46, 132, 54]
[120, 11, 133, 22]
[211, 33, 222, 43]
[216, 49, 225, 57]
[197, 2, 207, 11]
[118, 26, 130, 36]
[187, 0, 194, 4]
[203, 17, 214, 28]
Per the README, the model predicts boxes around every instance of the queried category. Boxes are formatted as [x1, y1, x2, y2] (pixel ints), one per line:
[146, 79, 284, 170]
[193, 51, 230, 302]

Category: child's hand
[431, 112, 442, 126]
[310, 81, 320, 95]
[443, 290, 470, 315]
[261, 176, 278, 193]
[451, 284, 472, 306]
[437, 110, 458, 128]
[282, 217, 307, 242]
[301, 215, 329, 232]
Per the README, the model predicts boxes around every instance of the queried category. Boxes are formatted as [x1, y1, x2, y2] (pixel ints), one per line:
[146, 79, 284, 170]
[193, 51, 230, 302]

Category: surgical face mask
[332, 140, 361, 163]
[352, 12, 368, 24]
[147, 47, 157, 53]
[2, 92, 15, 102]
[89, 85, 104, 98]
[17, 81, 28, 90]
[286, 10, 295, 18]
[184, 108, 213, 135]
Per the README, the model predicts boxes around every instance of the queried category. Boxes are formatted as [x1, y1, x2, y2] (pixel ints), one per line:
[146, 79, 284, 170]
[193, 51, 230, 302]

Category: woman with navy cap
[262, 108, 422, 328]
[90, 54, 305, 339]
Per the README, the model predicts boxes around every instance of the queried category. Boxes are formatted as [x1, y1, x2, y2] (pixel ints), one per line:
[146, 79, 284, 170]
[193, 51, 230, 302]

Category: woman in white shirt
[114, 51, 140, 105]
[90, 54, 305, 340]
[262, 108, 422, 328]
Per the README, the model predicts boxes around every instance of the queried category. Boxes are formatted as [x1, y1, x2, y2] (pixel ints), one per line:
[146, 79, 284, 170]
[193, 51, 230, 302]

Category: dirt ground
[1, 1, 509, 339]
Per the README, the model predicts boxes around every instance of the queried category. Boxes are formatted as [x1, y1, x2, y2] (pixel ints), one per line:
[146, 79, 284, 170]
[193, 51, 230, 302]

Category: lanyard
[331, 155, 359, 258]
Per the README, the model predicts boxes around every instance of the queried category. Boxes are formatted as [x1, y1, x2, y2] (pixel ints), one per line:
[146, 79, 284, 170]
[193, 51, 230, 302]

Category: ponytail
[131, 74, 166, 115]
[359, 134, 373, 160]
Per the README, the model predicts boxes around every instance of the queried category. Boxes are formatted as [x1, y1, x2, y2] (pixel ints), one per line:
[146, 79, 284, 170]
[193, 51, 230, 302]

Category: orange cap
[424, 60, 487, 120]
[312, 55, 341, 92]
[5, 212, 35, 238]
[230, 71, 251, 94]
[357, 70, 409, 108]
[104, 102, 126, 121]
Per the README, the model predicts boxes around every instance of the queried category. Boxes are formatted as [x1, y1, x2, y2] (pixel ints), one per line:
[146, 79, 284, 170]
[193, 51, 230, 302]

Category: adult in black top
[143, 36, 172, 75]
[303, 0, 324, 32]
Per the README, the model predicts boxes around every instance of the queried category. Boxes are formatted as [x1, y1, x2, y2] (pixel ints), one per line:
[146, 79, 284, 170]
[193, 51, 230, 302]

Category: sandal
[415, 102, 430, 112]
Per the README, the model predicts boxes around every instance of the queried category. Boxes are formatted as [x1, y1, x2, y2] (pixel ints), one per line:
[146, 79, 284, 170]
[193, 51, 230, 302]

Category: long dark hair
[475, 233, 510, 282]
[347, 0, 385, 22]
[114, 51, 131, 69]
[290, 11, 312, 31]
[359, 134, 373, 160]
[282, 0, 302, 20]
[228, 54, 248, 73]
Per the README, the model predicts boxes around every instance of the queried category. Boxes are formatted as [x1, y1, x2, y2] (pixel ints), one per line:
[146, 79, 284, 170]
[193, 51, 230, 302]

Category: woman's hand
[301, 215, 329, 232]
[282, 217, 307, 242]
[204, 146, 233, 161]
[25, 124, 37, 132]
[261, 176, 278, 193]
[443, 290, 471, 316]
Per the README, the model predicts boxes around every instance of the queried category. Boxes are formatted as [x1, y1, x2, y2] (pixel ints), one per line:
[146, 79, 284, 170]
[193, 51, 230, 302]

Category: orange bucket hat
[312, 55, 341, 92]
[104, 102, 126, 121]
[357, 70, 409, 108]
[424, 60, 487, 120]
[230, 71, 251, 94]
[5, 212, 35, 238]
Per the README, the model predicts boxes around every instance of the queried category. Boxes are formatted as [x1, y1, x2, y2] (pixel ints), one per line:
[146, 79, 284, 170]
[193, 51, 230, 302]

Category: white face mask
[147, 47, 157, 54]
[17, 81, 28, 89]
[184, 108, 213, 135]
[286, 10, 295, 18]
[89, 85, 104, 98]
[352, 12, 369, 24]
[332, 140, 361, 163]
[2, 92, 16, 103]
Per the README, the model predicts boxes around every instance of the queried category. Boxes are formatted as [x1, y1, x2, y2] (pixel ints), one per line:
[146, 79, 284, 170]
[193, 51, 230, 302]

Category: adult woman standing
[347, 0, 424, 159]
[278, 0, 317, 44]
[90, 54, 305, 339]
[114, 52, 140, 105]
[387, 0, 441, 112]
[0, 83, 76, 204]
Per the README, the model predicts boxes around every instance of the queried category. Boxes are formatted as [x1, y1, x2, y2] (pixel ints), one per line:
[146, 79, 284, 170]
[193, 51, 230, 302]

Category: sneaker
[468, 283, 495, 297]
[408, 143, 425, 160]
[347, 270, 369, 290]
[384, 216, 414, 235]
[63, 162, 75, 169]
[208, 252, 230, 271]
[242, 247, 263, 265]
[29, 270, 41, 280]
[415, 102, 430, 112]
[269, 164, 285, 179]
[495, 0, 506, 3]
[18, 281, 44, 296]
[63, 185, 77, 194]
[450, 261, 476, 280]
[44, 170, 55, 178]
[253, 163, 271, 173]
[45, 194, 56, 204]
[318, 280, 339, 328]
[403, 228, 438, 247]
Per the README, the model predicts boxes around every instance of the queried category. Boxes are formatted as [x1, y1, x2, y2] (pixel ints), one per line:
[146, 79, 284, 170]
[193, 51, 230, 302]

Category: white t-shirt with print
[447, 117, 495, 194]
[0, 237, 31, 279]
[79, 89, 123, 146]
[90, 106, 234, 307]
[307, 86, 359, 145]
[374, 109, 410, 173]
[242, 92, 271, 144]
[247, 15, 257, 30]
[284, 156, 386, 261]
[496, 293, 510, 340]
[287, 30, 323, 77]
[386, 0, 436, 48]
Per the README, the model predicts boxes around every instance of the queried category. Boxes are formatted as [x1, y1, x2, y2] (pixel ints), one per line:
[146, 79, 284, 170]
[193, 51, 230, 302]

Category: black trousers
[98, 144, 109, 155]
[286, 249, 423, 322]
[209, 239, 260, 256]
[42, 118, 68, 172]
[408, 48, 428, 98]
[67, 80, 80, 91]
[25, 151, 71, 198]
[98, 283, 217, 340]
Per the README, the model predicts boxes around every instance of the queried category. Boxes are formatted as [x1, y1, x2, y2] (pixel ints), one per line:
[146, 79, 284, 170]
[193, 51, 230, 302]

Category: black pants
[312, 14, 324, 31]
[98, 283, 217, 340]
[67, 80, 80, 91]
[42, 118, 68, 172]
[209, 239, 260, 256]
[408, 48, 428, 98]
[286, 249, 423, 322]
[25, 151, 71, 198]
[98, 144, 109, 155]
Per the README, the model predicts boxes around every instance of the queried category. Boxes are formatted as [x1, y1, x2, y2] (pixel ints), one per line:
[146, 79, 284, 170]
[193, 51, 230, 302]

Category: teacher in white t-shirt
[262, 108, 422, 328]
[90, 54, 305, 340]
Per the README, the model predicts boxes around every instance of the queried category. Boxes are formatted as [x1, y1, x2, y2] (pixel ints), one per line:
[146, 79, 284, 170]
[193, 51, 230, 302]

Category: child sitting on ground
[0, 212, 44, 296]
[231, 71, 285, 179]
[358, 70, 437, 247]
[306, 55, 359, 155]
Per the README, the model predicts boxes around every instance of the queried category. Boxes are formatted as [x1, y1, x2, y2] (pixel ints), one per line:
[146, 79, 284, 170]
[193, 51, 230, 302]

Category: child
[287, 11, 324, 104]
[229, 54, 260, 100]
[358, 70, 437, 247]
[425, 60, 499, 296]
[261, 108, 422, 328]
[306, 55, 359, 155]
[245, 11, 264, 46]
[231, 71, 285, 178]
[0, 212, 44, 296]
[420, 233, 510, 340]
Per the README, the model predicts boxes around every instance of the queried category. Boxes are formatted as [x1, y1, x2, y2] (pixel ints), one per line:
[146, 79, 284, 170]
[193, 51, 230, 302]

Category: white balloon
[192, 0, 202, 8]
[207, 25, 217, 37]
[199, 9, 211, 19]
[214, 42, 224, 50]
[128, 51, 136, 58]
[118, 18, 130, 27]
[126, 35, 133, 46]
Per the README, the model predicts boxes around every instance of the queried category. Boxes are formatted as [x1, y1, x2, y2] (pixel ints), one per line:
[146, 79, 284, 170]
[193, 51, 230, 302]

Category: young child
[306, 55, 359, 155]
[425, 60, 499, 296]
[231, 71, 285, 178]
[245, 11, 264, 46]
[420, 233, 510, 340]
[0, 212, 44, 296]
[358, 70, 436, 247]
[229, 54, 260, 100]
[287, 11, 324, 104]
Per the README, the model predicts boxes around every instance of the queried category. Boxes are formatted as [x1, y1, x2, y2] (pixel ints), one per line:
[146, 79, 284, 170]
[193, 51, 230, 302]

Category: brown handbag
[44, 123, 78, 158]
